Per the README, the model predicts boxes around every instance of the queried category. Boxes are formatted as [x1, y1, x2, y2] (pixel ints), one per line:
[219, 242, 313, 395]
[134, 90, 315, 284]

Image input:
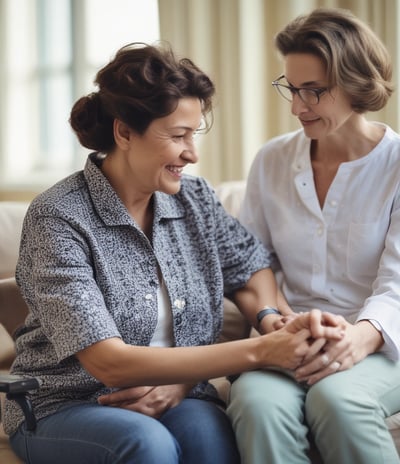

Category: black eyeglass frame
[272, 75, 328, 105]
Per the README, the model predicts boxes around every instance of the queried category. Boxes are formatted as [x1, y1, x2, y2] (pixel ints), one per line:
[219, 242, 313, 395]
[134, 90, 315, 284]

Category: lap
[230, 354, 400, 417]
[228, 355, 400, 464]
[11, 398, 239, 464]
[11, 402, 179, 464]
[307, 353, 400, 415]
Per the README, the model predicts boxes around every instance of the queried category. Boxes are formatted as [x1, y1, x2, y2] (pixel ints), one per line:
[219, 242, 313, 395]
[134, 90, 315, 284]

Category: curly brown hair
[69, 42, 215, 152]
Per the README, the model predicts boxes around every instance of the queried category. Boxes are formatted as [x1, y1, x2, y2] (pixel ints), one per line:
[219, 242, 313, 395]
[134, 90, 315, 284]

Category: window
[0, 0, 159, 192]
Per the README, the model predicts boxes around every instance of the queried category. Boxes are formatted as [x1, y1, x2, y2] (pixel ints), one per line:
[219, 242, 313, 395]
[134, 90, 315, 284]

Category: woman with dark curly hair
[228, 8, 400, 464]
[3, 42, 344, 464]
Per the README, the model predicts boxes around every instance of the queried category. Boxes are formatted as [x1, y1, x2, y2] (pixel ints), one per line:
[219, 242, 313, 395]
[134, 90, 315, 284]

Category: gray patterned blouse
[4, 153, 271, 435]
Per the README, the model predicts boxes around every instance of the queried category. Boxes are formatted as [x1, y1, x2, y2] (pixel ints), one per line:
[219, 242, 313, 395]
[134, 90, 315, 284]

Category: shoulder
[26, 171, 87, 224]
[179, 174, 213, 193]
[249, 129, 309, 177]
[168, 175, 230, 228]
[372, 124, 400, 166]
[382, 124, 400, 146]
[176, 175, 216, 208]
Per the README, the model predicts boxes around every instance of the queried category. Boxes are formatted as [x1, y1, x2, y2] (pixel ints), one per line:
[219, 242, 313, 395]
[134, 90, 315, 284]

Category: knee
[116, 420, 180, 463]
[228, 371, 302, 425]
[305, 376, 372, 427]
[228, 372, 272, 419]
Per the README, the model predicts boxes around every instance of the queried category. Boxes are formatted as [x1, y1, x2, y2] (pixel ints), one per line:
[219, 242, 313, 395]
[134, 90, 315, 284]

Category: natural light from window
[1, 0, 159, 193]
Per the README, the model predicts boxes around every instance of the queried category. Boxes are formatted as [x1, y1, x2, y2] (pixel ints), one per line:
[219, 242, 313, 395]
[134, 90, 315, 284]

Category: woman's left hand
[98, 383, 193, 418]
[294, 319, 384, 385]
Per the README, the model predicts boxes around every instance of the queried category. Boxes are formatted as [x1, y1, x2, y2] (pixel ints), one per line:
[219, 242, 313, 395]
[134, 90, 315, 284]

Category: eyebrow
[286, 78, 325, 88]
[168, 125, 200, 132]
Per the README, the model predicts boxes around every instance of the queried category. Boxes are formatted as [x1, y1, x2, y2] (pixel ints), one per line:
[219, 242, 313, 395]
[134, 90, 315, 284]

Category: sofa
[1, 182, 400, 463]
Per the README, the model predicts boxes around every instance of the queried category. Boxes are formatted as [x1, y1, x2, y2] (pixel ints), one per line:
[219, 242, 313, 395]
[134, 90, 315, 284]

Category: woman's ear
[113, 119, 132, 149]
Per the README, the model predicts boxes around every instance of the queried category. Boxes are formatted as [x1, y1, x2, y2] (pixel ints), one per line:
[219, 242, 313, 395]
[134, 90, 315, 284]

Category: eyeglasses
[272, 75, 328, 105]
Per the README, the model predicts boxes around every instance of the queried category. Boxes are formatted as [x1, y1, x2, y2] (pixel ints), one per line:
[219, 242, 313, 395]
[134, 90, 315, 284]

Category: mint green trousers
[227, 354, 400, 464]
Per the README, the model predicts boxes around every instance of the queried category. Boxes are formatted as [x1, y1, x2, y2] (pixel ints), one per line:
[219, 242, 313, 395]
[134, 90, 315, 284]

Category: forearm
[277, 287, 292, 313]
[77, 336, 267, 388]
[77, 312, 338, 387]
[232, 268, 284, 328]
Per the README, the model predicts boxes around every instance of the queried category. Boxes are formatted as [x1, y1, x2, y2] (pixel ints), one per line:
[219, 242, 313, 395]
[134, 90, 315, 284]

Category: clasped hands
[272, 309, 367, 385]
[98, 383, 193, 418]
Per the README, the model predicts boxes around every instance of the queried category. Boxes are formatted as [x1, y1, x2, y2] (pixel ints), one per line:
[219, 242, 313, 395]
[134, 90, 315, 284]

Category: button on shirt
[240, 125, 400, 361]
[4, 153, 271, 435]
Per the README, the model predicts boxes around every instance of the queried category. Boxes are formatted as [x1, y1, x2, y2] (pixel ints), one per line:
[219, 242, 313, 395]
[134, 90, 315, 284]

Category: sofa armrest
[0, 374, 40, 431]
[0, 278, 29, 338]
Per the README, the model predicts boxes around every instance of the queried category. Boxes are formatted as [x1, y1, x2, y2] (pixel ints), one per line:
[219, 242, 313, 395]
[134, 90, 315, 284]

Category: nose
[291, 93, 309, 116]
[181, 141, 199, 164]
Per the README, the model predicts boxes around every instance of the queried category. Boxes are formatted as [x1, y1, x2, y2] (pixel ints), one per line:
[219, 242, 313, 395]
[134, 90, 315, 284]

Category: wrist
[256, 307, 282, 332]
[357, 319, 384, 353]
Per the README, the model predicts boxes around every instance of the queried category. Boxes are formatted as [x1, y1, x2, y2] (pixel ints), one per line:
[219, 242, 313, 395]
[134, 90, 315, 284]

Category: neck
[312, 120, 385, 163]
[100, 152, 154, 235]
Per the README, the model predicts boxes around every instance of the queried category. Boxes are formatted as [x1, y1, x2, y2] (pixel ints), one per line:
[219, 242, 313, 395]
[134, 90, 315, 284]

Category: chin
[303, 126, 322, 139]
[162, 182, 181, 195]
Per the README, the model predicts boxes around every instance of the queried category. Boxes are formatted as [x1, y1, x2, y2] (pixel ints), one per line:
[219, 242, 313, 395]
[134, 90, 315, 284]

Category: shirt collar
[84, 153, 185, 226]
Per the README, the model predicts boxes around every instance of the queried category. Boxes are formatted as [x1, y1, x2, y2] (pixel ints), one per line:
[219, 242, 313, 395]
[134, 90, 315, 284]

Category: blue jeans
[10, 398, 240, 464]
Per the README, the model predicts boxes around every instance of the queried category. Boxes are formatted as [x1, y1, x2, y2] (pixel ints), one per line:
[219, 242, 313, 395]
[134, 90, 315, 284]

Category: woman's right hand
[259, 310, 345, 370]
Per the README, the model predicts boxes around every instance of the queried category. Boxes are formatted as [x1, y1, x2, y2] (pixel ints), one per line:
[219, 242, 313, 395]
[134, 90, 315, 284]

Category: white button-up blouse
[240, 124, 400, 361]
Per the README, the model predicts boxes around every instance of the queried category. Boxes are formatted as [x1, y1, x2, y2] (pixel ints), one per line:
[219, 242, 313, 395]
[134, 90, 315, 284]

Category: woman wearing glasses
[228, 8, 400, 464]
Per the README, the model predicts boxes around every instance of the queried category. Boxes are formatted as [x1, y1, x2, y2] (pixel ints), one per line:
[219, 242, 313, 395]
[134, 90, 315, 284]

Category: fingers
[98, 386, 164, 417]
[98, 386, 154, 406]
[285, 312, 313, 333]
[272, 318, 286, 330]
[296, 359, 343, 386]
[308, 309, 345, 340]
[296, 350, 333, 378]
[302, 337, 326, 363]
[331, 361, 341, 371]
[295, 350, 344, 385]
[321, 353, 330, 366]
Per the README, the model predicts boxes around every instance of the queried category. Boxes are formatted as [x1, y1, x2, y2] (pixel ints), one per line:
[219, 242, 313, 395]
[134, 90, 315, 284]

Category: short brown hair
[274, 8, 394, 113]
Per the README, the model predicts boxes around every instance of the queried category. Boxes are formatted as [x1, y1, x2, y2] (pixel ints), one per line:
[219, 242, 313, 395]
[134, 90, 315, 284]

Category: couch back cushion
[214, 181, 246, 218]
[0, 202, 29, 278]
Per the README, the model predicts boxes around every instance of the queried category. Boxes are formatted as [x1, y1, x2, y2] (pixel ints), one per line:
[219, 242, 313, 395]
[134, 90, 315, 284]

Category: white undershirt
[150, 279, 173, 347]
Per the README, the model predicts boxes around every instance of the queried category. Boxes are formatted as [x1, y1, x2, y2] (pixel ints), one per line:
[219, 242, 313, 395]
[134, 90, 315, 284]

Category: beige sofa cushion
[0, 325, 15, 370]
[0, 203, 29, 279]
[214, 181, 246, 218]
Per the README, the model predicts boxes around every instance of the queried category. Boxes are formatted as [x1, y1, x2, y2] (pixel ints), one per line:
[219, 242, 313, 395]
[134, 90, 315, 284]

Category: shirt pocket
[346, 222, 385, 285]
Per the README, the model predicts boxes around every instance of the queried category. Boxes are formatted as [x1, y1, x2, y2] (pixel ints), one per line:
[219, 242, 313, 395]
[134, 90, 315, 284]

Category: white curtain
[158, 0, 399, 186]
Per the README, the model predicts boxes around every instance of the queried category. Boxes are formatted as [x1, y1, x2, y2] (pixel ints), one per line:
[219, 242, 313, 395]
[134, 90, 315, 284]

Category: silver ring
[331, 361, 341, 371]
[321, 353, 329, 366]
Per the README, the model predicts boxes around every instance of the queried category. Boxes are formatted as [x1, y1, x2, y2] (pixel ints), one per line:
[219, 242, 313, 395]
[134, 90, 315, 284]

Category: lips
[166, 166, 183, 177]
[300, 118, 320, 125]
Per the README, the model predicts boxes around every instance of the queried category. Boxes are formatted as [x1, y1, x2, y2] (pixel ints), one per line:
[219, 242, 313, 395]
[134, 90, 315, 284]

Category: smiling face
[114, 97, 203, 197]
[284, 53, 355, 140]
